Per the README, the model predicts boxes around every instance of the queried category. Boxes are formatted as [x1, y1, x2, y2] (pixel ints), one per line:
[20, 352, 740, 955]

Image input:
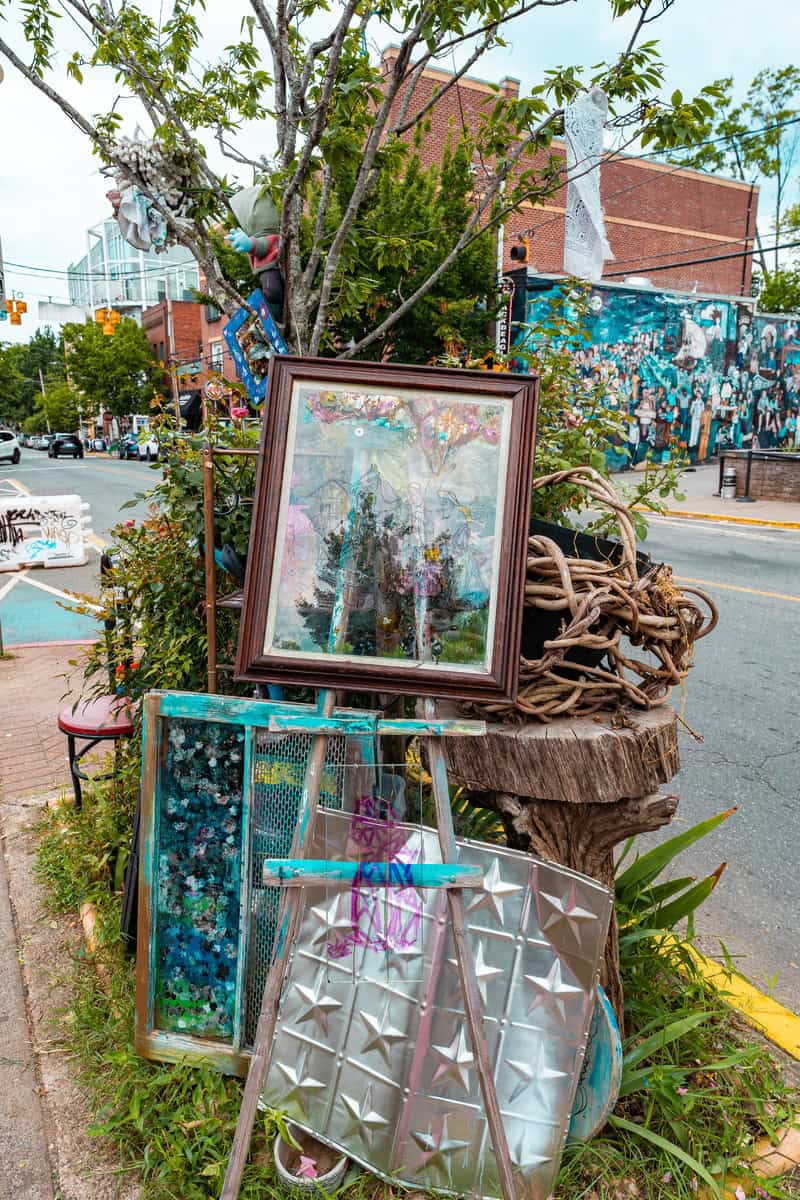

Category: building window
[210, 340, 223, 370]
[158, 341, 165, 361]
[205, 303, 221, 323]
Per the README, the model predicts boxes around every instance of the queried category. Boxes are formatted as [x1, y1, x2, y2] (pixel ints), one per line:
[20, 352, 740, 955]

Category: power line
[603, 238, 800, 278]
[522, 114, 800, 244]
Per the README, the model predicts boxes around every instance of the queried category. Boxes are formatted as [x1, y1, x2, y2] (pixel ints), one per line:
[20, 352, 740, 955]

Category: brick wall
[199, 299, 237, 383]
[381, 48, 756, 296]
[725, 452, 800, 502]
[141, 300, 203, 368]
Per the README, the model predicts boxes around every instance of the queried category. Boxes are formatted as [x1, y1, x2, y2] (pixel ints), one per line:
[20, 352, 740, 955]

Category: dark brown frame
[236, 355, 538, 702]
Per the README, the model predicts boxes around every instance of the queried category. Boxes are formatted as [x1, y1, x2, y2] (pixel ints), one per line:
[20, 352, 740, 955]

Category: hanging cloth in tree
[563, 87, 614, 281]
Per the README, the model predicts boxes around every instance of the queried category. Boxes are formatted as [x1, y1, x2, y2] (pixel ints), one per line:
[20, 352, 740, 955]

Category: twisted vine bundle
[474, 467, 718, 723]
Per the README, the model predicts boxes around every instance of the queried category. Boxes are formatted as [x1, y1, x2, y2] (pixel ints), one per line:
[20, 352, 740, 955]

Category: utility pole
[165, 267, 181, 423]
[38, 367, 50, 433]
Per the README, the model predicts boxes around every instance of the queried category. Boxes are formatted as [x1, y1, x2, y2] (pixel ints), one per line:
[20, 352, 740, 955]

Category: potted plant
[273, 1122, 349, 1192]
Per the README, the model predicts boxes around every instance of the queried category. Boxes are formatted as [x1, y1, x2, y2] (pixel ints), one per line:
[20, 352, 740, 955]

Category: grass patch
[34, 779, 798, 1200]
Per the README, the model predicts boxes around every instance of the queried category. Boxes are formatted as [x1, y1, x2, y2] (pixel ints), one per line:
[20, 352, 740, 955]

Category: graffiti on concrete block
[0, 494, 90, 571]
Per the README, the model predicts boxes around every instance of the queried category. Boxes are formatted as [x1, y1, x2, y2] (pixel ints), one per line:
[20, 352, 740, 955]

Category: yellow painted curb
[658, 508, 800, 530]
[687, 945, 800, 1060]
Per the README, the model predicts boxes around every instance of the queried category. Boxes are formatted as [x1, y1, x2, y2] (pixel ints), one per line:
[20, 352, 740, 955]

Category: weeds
[34, 783, 798, 1200]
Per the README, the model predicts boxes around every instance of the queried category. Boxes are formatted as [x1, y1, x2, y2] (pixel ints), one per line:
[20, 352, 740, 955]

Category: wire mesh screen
[243, 729, 373, 1047]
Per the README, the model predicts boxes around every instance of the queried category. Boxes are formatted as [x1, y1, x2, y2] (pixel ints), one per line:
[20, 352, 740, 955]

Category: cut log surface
[441, 706, 679, 803]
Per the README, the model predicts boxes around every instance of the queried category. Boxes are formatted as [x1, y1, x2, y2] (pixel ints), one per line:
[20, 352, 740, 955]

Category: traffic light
[509, 235, 530, 264]
[95, 307, 121, 335]
[5, 296, 26, 325]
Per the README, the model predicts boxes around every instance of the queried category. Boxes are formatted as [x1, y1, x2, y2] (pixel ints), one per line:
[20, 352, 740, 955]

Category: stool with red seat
[57, 695, 136, 809]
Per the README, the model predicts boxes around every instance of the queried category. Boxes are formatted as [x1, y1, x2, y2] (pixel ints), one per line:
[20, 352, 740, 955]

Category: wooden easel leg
[425, 702, 518, 1200]
[219, 690, 337, 1200]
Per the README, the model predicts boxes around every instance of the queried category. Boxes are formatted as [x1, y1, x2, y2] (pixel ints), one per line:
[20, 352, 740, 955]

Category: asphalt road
[638, 514, 800, 1013]
[3, 455, 799, 1010]
[0, 451, 157, 643]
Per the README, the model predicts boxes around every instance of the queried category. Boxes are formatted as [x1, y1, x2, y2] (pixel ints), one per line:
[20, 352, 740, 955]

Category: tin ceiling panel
[262, 807, 612, 1200]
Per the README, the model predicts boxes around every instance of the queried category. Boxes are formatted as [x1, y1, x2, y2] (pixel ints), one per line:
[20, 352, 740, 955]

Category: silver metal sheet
[262, 807, 613, 1200]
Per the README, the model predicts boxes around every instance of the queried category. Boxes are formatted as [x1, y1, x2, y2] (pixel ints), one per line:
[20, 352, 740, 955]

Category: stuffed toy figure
[226, 186, 284, 320]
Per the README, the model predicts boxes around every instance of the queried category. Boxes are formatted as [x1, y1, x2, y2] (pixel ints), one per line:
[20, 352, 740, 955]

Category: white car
[0, 430, 21, 464]
[138, 432, 159, 462]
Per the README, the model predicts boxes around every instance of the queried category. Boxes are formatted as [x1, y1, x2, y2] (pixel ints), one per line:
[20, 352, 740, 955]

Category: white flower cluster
[113, 135, 194, 222]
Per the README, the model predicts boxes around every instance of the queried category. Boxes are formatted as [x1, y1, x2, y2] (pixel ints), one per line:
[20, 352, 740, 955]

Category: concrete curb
[688, 944, 800, 1061]
[658, 508, 800, 530]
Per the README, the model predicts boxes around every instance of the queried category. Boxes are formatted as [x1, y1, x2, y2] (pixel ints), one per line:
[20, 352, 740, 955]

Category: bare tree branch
[307, 27, 427, 353]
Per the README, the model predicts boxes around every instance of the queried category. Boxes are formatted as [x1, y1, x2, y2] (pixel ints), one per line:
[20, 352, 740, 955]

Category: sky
[1, 0, 799, 344]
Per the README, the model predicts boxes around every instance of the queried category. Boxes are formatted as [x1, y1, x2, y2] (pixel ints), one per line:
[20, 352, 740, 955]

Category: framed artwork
[236, 357, 538, 701]
[222, 288, 289, 403]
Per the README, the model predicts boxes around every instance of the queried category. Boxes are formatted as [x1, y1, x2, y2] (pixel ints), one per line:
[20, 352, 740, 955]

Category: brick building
[142, 299, 203, 376]
[142, 295, 237, 396]
[381, 47, 758, 296]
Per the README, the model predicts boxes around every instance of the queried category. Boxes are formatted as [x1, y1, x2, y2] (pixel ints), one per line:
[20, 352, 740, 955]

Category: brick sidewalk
[0, 644, 90, 801]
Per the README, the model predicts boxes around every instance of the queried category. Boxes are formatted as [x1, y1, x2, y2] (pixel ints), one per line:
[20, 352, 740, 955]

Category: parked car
[117, 433, 140, 460]
[48, 432, 85, 459]
[93, 437, 107, 452]
[40, 434, 55, 452]
[138, 431, 159, 462]
[0, 430, 21, 464]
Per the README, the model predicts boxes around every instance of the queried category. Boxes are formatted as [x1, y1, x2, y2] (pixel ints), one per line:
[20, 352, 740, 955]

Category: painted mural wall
[522, 279, 800, 468]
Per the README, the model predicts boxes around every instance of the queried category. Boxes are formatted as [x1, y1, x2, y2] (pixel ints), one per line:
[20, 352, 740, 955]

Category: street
[639, 513, 800, 1013]
[2, 455, 799, 1011]
[0, 452, 156, 643]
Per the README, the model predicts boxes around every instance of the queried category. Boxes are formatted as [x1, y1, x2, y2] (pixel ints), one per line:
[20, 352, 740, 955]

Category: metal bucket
[721, 466, 737, 500]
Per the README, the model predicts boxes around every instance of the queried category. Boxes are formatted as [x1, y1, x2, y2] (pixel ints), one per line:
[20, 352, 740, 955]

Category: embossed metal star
[294, 978, 342, 1035]
[431, 1025, 474, 1093]
[340, 1084, 390, 1146]
[275, 1049, 326, 1115]
[308, 894, 357, 947]
[523, 958, 583, 1023]
[359, 1004, 408, 1065]
[410, 1114, 470, 1181]
[506, 1040, 568, 1104]
[447, 941, 503, 1005]
[467, 858, 522, 926]
[537, 881, 597, 950]
[510, 1132, 553, 1175]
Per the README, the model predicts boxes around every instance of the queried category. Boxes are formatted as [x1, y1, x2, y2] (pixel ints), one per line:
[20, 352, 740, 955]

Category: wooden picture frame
[236, 356, 538, 702]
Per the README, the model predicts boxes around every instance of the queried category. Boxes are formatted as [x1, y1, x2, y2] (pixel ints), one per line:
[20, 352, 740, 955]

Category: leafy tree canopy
[657, 67, 800, 278]
[0, 328, 65, 426]
[756, 266, 800, 314]
[0, 0, 721, 359]
[63, 318, 165, 420]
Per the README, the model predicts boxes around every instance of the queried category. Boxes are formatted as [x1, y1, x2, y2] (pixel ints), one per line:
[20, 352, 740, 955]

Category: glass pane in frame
[153, 717, 246, 1041]
[263, 381, 512, 676]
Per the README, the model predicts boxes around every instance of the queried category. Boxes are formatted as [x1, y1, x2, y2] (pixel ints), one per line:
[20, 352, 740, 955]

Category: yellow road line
[661, 508, 800, 530]
[687, 945, 800, 1060]
[675, 574, 800, 603]
[5, 477, 31, 495]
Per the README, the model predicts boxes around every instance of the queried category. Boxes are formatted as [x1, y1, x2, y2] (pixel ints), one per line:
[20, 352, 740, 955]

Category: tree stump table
[439, 705, 680, 1033]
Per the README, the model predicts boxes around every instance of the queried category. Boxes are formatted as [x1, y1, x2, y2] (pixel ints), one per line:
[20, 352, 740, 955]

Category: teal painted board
[136, 690, 378, 1072]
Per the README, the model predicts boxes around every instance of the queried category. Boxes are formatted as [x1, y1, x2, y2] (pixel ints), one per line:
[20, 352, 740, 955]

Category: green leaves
[615, 808, 736, 900]
[609, 1116, 723, 1197]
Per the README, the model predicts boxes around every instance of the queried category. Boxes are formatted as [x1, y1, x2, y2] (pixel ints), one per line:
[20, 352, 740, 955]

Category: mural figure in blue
[523, 279, 800, 467]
